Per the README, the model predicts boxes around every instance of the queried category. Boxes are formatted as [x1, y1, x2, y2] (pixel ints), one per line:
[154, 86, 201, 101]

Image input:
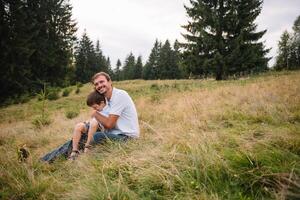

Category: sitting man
[84, 71, 139, 143]
[41, 72, 139, 162]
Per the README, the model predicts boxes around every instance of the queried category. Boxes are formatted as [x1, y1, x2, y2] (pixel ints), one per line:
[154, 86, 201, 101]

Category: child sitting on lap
[69, 90, 107, 160]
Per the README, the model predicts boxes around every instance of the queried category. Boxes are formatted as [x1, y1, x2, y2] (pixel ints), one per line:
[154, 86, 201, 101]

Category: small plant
[76, 82, 83, 88]
[62, 88, 72, 97]
[65, 110, 79, 119]
[32, 83, 52, 128]
[163, 84, 170, 88]
[172, 82, 182, 91]
[32, 115, 52, 128]
[150, 83, 160, 91]
[75, 87, 80, 94]
[47, 87, 60, 100]
[150, 93, 161, 103]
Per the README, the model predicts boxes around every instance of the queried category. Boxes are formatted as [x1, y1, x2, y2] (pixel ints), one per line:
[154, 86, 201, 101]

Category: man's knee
[93, 132, 106, 144]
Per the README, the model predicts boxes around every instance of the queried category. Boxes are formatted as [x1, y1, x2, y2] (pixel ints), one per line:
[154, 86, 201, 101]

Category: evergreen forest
[1, 0, 299, 104]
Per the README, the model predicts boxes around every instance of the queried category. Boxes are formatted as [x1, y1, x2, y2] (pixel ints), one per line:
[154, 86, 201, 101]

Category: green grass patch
[46, 88, 60, 101]
[65, 109, 79, 119]
[223, 144, 300, 199]
[32, 114, 52, 128]
[0, 151, 67, 199]
[62, 87, 73, 97]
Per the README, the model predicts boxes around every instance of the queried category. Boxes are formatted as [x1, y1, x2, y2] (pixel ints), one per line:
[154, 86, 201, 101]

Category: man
[41, 72, 139, 162]
[90, 72, 139, 140]
[69, 72, 139, 158]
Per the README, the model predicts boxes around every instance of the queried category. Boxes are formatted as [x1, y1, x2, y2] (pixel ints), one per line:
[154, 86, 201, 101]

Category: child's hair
[86, 90, 106, 107]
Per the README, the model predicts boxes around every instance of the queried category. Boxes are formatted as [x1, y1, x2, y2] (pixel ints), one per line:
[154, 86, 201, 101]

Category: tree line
[73, 33, 183, 81]
[274, 16, 300, 70]
[74, 30, 113, 84]
[110, 39, 183, 81]
[0, 0, 77, 103]
[1, 0, 299, 105]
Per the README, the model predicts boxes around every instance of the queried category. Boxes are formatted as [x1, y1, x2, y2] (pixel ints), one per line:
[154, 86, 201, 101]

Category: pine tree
[105, 56, 114, 77]
[226, 0, 269, 75]
[29, 0, 77, 86]
[75, 30, 96, 83]
[143, 39, 161, 80]
[95, 39, 107, 73]
[0, 0, 76, 103]
[0, 0, 34, 102]
[290, 15, 300, 69]
[0, 1, 9, 101]
[174, 39, 186, 78]
[158, 40, 180, 79]
[274, 31, 291, 70]
[182, 0, 269, 80]
[182, 0, 221, 79]
[122, 52, 136, 80]
[134, 56, 143, 79]
[274, 15, 300, 70]
[114, 59, 122, 81]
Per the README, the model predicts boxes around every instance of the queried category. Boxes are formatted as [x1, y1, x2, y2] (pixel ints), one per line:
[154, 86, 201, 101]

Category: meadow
[0, 71, 299, 199]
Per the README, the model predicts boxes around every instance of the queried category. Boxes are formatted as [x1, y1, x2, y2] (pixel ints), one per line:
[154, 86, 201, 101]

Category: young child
[69, 90, 107, 160]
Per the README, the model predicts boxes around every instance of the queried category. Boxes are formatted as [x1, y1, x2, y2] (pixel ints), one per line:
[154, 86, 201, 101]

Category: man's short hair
[86, 90, 106, 107]
[91, 72, 111, 83]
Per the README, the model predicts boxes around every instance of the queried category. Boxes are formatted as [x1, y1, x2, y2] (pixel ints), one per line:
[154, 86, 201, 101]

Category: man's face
[93, 75, 111, 94]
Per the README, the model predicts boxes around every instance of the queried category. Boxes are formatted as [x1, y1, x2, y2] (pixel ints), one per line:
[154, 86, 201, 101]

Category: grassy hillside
[0, 71, 299, 199]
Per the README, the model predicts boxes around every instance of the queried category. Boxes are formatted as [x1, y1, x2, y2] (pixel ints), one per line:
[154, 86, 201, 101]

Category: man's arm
[92, 111, 119, 129]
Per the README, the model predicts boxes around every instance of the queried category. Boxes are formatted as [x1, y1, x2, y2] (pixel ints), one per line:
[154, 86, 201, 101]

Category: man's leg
[40, 140, 72, 163]
[92, 131, 129, 144]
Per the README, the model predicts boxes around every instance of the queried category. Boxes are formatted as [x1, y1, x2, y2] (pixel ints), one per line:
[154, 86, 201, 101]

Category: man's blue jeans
[41, 131, 128, 163]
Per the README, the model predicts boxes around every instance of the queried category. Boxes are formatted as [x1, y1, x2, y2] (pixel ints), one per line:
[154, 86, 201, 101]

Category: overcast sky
[70, 0, 300, 68]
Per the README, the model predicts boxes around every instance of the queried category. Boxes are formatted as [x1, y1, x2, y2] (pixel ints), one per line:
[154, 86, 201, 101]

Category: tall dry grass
[0, 71, 299, 199]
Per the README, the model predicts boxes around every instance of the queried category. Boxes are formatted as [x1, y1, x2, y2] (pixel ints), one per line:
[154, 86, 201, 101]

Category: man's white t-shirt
[102, 88, 139, 138]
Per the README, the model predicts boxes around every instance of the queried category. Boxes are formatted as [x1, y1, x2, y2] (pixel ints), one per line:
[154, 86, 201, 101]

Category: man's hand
[92, 110, 119, 130]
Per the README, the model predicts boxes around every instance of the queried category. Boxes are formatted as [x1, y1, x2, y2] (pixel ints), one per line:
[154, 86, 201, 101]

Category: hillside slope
[0, 71, 299, 199]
